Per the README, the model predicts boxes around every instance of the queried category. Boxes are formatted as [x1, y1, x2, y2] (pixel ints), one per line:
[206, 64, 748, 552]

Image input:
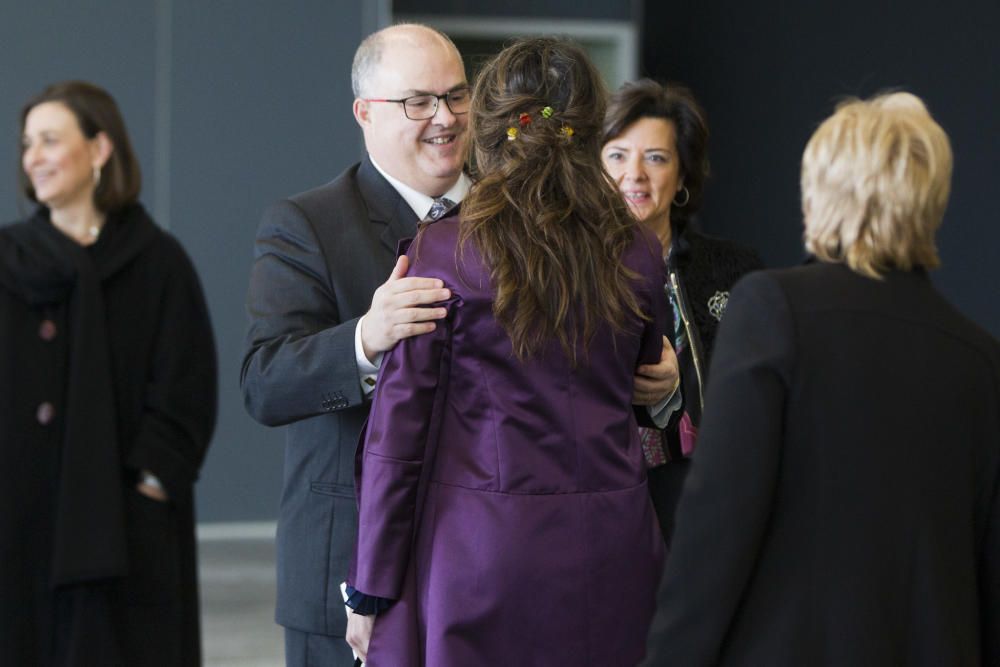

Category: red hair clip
[518, 112, 532, 128]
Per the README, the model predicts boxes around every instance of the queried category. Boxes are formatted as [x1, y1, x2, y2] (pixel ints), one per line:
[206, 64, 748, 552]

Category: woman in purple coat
[345, 38, 668, 666]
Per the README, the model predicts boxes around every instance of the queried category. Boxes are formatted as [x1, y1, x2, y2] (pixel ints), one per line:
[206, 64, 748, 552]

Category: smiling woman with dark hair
[602, 79, 763, 548]
[0, 81, 216, 666]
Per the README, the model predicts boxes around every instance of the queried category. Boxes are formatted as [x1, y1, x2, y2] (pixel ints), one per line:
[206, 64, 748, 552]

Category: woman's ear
[91, 131, 114, 169]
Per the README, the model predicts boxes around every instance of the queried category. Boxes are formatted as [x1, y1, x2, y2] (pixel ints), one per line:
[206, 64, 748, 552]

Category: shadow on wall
[642, 1, 1000, 338]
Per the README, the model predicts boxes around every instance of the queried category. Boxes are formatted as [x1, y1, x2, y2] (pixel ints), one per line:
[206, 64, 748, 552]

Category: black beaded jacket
[664, 220, 763, 459]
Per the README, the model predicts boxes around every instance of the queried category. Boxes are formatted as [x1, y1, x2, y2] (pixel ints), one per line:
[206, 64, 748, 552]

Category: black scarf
[0, 203, 157, 588]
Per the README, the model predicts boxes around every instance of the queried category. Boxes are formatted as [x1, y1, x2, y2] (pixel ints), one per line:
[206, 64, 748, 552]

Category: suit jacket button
[39, 319, 57, 341]
[37, 402, 55, 425]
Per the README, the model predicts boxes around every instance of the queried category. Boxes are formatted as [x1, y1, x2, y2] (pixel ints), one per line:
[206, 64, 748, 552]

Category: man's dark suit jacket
[642, 262, 1000, 666]
[241, 156, 418, 637]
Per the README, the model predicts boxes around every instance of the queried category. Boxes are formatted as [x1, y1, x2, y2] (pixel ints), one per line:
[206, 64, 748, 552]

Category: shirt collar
[369, 154, 471, 220]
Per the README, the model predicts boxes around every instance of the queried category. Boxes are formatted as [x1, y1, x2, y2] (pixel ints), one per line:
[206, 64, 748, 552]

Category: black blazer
[642, 262, 1000, 666]
[241, 156, 418, 636]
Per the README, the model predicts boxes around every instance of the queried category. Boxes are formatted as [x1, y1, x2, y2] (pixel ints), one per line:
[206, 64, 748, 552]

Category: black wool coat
[0, 204, 216, 666]
[643, 262, 1000, 666]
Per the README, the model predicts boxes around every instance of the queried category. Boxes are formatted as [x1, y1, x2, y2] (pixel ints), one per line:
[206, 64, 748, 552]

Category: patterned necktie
[426, 196, 456, 222]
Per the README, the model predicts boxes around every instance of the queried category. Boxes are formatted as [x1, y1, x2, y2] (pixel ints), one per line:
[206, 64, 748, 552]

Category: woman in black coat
[644, 92, 1000, 665]
[0, 81, 216, 666]
[601, 80, 763, 545]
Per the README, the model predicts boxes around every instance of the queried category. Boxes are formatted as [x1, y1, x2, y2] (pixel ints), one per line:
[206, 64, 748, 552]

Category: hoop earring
[672, 186, 690, 208]
[93, 165, 102, 188]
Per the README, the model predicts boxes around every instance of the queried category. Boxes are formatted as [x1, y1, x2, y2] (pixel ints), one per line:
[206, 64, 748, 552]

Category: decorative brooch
[506, 105, 574, 142]
[707, 290, 730, 321]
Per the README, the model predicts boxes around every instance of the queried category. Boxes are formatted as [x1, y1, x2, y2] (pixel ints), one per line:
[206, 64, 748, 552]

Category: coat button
[39, 319, 57, 341]
[36, 402, 55, 425]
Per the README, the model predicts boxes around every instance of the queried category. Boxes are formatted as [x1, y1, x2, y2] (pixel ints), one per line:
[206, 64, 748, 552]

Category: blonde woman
[643, 92, 1000, 665]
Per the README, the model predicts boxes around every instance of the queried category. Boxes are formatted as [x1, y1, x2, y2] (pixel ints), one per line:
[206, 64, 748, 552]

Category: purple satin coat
[351, 214, 668, 666]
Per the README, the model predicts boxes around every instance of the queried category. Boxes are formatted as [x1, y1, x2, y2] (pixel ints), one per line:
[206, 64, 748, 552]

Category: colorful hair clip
[560, 125, 575, 138]
[518, 112, 532, 128]
[540, 106, 554, 119]
[507, 127, 518, 141]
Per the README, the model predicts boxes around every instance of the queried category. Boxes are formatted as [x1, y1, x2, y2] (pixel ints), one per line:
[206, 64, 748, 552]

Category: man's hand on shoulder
[360, 255, 451, 361]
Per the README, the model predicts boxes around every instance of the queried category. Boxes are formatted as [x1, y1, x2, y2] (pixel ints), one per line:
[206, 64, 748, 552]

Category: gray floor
[199, 537, 284, 666]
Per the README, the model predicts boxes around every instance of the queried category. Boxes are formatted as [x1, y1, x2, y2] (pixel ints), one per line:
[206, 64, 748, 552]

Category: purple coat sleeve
[638, 227, 671, 369]
[350, 242, 455, 600]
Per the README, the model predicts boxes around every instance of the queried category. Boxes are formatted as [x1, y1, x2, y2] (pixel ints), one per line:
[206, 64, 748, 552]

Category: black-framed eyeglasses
[363, 87, 471, 120]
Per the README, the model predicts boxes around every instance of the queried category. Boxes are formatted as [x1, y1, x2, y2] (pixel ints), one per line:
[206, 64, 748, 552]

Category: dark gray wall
[168, 1, 373, 522]
[642, 1, 1000, 338]
[1, 2, 159, 219]
[2, 1, 376, 522]
[393, 0, 636, 20]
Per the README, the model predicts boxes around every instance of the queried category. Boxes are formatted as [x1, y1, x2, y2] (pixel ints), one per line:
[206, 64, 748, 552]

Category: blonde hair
[801, 92, 952, 278]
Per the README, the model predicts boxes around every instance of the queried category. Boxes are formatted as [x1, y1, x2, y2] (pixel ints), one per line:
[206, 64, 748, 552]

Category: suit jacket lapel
[356, 155, 419, 254]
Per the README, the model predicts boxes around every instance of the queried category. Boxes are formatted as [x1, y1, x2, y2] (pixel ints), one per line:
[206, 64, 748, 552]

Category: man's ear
[353, 98, 371, 128]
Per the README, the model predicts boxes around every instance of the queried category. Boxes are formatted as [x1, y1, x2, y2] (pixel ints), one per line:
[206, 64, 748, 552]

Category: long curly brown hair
[460, 37, 646, 362]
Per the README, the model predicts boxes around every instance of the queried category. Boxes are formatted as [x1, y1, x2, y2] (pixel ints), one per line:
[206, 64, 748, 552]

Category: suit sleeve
[642, 271, 795, 666]
[241, 199, 364, 426]
[349, 238, 454, 600]
[126, 239, 217, 499]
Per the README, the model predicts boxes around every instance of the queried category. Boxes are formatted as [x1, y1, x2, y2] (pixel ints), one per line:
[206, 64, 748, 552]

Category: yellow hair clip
[507, 127, 519, 141]
[560, 125, 575, 138]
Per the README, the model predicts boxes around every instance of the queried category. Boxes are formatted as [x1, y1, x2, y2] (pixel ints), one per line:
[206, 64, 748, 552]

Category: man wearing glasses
[242, 23, 470, 666]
